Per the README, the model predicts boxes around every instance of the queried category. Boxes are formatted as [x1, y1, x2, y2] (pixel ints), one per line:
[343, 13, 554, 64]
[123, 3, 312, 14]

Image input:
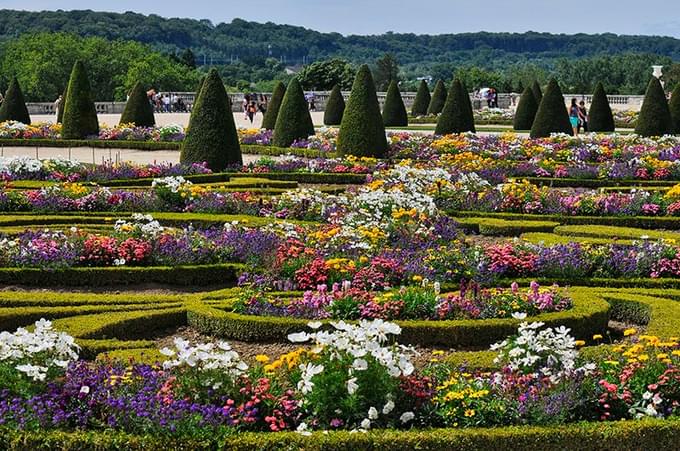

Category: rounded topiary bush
[323, 84, 345, 126]
[588, 82, 615, 132]
[411, 79, 431, 116]
[180, 68, 242, 171]
[670, 84, 680, 134]
[513, 86, 538, 131]
[435, 78, 475, 135]
[337, 64, 387, 157]
[427, 79, 447, 115]
[262, 81, 286, 130]
[532, 80, 543, 104]
[272, 78, 315, 148]
[382, 80, 408, 127]
[0, 76, 31, 124]
[119, 81, 155, 127]
[635, 77, 673, 137]
[530, 78, 572, 138]
[61, 61, 99, 139]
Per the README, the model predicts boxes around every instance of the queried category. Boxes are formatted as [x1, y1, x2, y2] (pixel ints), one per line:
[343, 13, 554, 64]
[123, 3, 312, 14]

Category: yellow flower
[255, 354, 270, 363]
[656, 353, 668, 360]
[431, 350, 445, 356]
[623, 328, 637, 336]
[593, 334, 603, 340]
[412, 275, 423, 282]
[672, 350, 680, 356]
[638, 354, 649, 361]
[464, 409, 475, 417]
[575, 340, 586, 346]
[603, 360, 619, 366]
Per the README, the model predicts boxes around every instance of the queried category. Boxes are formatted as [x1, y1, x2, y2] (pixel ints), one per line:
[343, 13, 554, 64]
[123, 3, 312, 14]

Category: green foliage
[180, 68, 242, 170]
[261, 81, 285, 130]
[669, 84, 680, 134]
[272, 78, 315, 147]
[337, 65, 387, 157]
[435, 78, 475, 135]
[454, 218, 559, 236]
[61, 60, 99, 139]
[0, 77, 30, 124]
[119, 81, 155, 127]
[323, 84, 345, 125]
[513, 86, 538, 130]
[411, 79, 431, 116]
[381, 80, 408, 126]
[588, 82, 615, 132]
[297, 58, 355, 90]
[635, 77, 673, 137]
[372, 53, 399, 91]
[530, 78, 572, 138]
[427, 79, 447, 115]
[532, 80, 543, 103]
[0, 33, 198, 102]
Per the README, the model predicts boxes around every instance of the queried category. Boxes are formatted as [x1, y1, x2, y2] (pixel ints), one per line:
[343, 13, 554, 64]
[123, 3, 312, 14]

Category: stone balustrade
[26, 91, 646, 115]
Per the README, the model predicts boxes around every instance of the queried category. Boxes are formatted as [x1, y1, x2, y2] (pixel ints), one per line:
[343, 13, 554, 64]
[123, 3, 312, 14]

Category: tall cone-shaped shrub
[323, 84, 345, 126]
[670, 84, 680, 134]
[588, 82, 615, 132]
[262, 81, 285, 130]
[180, 68, 242, 170]
[56, 85, 68, 124]
[530, 78, 572, 138]
[427, 79, 447, 115]
[635, 77, 672, 137]
[337, 64, 387, 157]
[0, 77, 30, 124]
[62, 61, 99, 139]
[532, 80, 543, 104]
[411, 79, 431, 116]
[272, 78, 315, 147]
[382, 80, 408, 126]
[119, 81, 155, 127]
[513, 86, 538, 130]
[435, 78, 475, 134]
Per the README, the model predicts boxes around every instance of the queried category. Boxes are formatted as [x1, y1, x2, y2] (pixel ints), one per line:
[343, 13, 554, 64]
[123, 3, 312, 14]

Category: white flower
[288, 332, 310, 343]
[79, 385, 90, 395]
[382, 400, 395, 415]
[511, 312, 527, 320]
[347, 377, 358, 395]
[296, 422, 312, 436]
[352, 358, 368, 371]
[368, 406, 378, 420]
[360, 418, 371, 430]
[400, 411, 415, 423]
[307, 321, 323, 329]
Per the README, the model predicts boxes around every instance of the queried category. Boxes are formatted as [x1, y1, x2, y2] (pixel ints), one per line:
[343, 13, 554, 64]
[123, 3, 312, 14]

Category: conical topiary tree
[530, 78, 573, 138]
[427, 79, 447, 115]
[0, 77, 30, 124]
[56, 85, 68, 124]
[532, 80, 543, 104]
[323, 84, 345, 126]
[435, 78, 475, 135]
[669, 84, 680, 134]
[272, 78, 315, 148]
[382, 80, 408, 127]
[262, 81, 286, 130]
[635, 77, 673, 137]
[337, 64, 387, 157]
[513, 86, 538, 130]
[588, 82, 615, 132]
[411, 79, 431, 116]
[61, 61, 99, 139]
[180, 68, 242, 170]
[119, 81, 155, 127]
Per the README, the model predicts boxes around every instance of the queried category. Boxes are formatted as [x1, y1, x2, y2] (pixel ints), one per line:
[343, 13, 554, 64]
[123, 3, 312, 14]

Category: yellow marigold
[575, 340, 586, 346]
[623, 328, 637, 336]
[255, 354, 270, 363]
[593, 334, 603, 340]
[464, 409, 476, 417]
[656, 353, 668, 360]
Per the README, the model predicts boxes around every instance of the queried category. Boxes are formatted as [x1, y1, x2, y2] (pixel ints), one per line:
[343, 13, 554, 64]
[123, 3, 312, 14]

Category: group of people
[475, 88, 499, 108]
[568, 98, 589, 135]
[242, 94, 268, 123]
[146, 90, 189, 113]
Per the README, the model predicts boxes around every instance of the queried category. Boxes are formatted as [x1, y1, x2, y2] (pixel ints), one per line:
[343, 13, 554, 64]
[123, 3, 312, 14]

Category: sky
[2, 0, 680, 37]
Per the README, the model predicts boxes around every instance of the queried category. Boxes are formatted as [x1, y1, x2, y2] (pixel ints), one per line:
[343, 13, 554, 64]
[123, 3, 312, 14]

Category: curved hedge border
[186, 290, 609, 347]
[523, 177, 678, 188]
[0, 418, 677, 450]
[102, 171, 367, 187]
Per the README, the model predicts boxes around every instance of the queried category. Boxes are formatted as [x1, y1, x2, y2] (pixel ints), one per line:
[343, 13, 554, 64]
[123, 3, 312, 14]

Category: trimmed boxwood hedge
[522, 176, 677, 188]
[455, 217, 559, 236]
[187, 291, 609, 347]
[1, 418, 678, 450]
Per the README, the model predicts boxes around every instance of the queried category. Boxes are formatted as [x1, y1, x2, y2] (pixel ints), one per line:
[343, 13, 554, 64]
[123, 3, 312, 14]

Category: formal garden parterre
[1, 67, 680, 450]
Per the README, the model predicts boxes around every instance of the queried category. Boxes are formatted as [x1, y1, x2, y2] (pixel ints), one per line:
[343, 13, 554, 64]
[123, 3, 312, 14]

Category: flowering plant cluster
[97, 123, 185, 142]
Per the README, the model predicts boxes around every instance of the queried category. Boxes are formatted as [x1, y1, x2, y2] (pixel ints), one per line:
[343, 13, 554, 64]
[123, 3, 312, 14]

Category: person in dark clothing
[578, 100, 588, 134]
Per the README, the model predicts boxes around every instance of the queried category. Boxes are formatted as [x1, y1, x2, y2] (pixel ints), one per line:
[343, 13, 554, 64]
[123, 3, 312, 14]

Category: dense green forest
[1, 9, 680, 100]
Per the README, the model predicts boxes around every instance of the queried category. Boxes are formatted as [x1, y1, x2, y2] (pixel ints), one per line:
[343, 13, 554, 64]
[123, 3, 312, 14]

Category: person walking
[243, 94, 251, 120]
[258, 94, 268, 116]
[247, 100, 257, 124]
[578, 100, 588, 134]
[569, 98, 580, 136]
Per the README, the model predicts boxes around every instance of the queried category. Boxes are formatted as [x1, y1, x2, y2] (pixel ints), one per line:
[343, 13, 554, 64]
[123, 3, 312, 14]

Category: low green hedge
[520, 232, 632, 246]
[554, 224, 680, 242]
[523, 177, 677, 188]
[1, 418, 678, 450]
[455, 217, 559, 236]
[102, 171, 366, 187]
[187, 290, 609, 347]
[0, 263, 242, 287]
